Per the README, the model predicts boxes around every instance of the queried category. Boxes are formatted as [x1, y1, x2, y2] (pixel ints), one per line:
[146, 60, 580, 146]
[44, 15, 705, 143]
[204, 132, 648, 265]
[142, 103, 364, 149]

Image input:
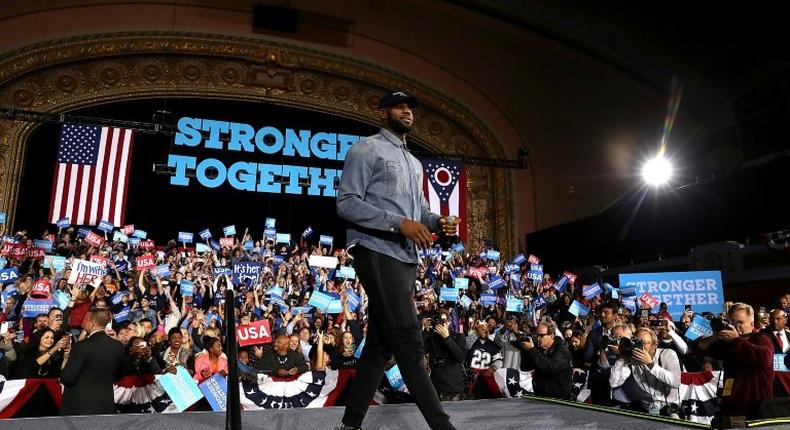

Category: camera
[649, 319, 664, 328]
[710, 317, 734, 332]
[617, 337, 644, 357]
[599, 335, 617, 351]
[431, 311, 447, 326]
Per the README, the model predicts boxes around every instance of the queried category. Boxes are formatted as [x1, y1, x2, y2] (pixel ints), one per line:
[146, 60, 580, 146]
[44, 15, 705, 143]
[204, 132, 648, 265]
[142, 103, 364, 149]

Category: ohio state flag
[421, 158, 467, 241]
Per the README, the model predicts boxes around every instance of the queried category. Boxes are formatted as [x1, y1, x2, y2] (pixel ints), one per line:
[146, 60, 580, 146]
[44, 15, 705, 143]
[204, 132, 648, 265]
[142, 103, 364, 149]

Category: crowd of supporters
[0, 223, 786, 423]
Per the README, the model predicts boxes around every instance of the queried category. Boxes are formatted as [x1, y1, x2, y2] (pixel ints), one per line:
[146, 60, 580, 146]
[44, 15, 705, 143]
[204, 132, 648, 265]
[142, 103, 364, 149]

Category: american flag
[421, 158, 467, 241]
[49, 123, 134, 227]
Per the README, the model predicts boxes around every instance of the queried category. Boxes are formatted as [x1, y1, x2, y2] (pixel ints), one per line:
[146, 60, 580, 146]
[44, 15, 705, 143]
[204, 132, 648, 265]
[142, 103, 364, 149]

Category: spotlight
[641, 155, 673, 186]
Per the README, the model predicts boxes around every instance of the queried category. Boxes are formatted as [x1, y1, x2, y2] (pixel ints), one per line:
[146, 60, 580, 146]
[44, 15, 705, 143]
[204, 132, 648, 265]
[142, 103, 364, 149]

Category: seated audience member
[259, 333, 308, 377]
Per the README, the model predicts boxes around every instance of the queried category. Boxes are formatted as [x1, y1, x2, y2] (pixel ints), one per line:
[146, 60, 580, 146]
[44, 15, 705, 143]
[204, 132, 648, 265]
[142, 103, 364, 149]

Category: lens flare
[642, 155, 673, 186]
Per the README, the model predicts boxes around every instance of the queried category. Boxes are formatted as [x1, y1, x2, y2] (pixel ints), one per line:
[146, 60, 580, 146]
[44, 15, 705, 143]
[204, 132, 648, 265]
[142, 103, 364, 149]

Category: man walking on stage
[335, 90, 459, 430]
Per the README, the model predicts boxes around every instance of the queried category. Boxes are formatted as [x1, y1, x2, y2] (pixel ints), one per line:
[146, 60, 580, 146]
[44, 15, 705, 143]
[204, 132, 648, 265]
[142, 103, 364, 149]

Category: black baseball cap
[378, 90, 419, 109]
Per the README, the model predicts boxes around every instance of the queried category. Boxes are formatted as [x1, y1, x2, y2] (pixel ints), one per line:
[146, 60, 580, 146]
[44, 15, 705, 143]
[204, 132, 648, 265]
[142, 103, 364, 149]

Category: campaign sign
[487, 276, 505, 290]
[43, 256, 66, 271]
[133, 229, 148, 239]
[52, 289, 70, 310]
[275, 233, 291, 244]
[451, 242, 465, 254]
[774, 355, 790, 373]
[90, 255, 109, 269]
[223, 225, 236, 236]
[112, 231, 129, 243]
[122, 224, 135, 235]
[68, 259, 104, 287]
[338, 266, 356, 279]
[308, 291, 334, 311]
[232, 262, 263, 285]
[553, 276, 569, 292]
[34, 240, 53, 253]
[685, 316, 713, 341]
[346, 289, 361, 312]
[265, 218, 276, 229]
[237, 319, 272, 346]
[97, 220, 114, 233]
[506, 297, 523, 313]
[568, 300, 590, 317]
[199, 374, 228, 412]
[527, 264, 543, 281]
[10, 244, 26, 260]
[22, 298, 52, 318]
[0, 213, 5, 224]
[583, 283, 603, 300]
[127, 237, 141, 248]
[140, 239, 155, 250]
[440, 287, 458, 302]
[533, 296, 549, 310]
[302, 226, 314, 238]
[354, 337, 366, 359]
[56, 217, 70, 229]
[622, 297, 637, 311]
[243, 240, 254, 251]
[179, 280, 194, 297]
[527, 254, 541, 265]
[563, 271, 578, 284]
[213, 267, 232, 278]
[503, 264, 520, 275]
[460, 295, 473, 309]
[486, 250, 501, 260]
[178, 232, 194, 244]
[199, 229, 212, 240]
[480, 293, 497, 306]
[196, 243, 210, 253]
[84, 232, 104, 247]
[308, 255, 339, 269]
[76, 228, 91, 238]
[113, 306, 131, 322]
[291, 306, 313, 315]
[219, 237, 234, 248]
[209, 240, 220, 251]
[454, 277, 469, 290]
[28, 247, 45, 261]
[319, 235, 333, 246]
[510, 273, 522, 288]
[0, 257, 6, 269]
[136, 254, 156, 270]
[326, 300, 343, 314]
[154, 264, 171, 278]
[111, 291, 126, 305]
[512, 253, 527, 265]
[158, 366, 204, 412]
[639, 292, 659, 310]
[619, 271, 724, 318]
[386, 365, 405, 391]
[264, 228, 276, 239]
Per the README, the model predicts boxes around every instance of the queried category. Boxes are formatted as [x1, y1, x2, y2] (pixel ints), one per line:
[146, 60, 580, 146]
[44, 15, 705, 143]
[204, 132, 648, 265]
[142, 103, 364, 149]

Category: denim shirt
[337, 128, 440, 264]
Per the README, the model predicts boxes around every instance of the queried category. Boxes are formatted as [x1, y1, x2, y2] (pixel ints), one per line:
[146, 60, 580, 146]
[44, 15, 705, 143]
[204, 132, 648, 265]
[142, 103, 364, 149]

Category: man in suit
[60, 309, 126, 415]
[762, 308, 790, 397]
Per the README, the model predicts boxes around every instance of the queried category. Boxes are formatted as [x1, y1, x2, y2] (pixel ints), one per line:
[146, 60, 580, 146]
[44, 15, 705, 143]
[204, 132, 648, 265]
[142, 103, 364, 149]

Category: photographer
[494, 315, 523, 370]
[425, 309, 467, 400]
[583, 302, 619, 406]
[521, 321, 573, 400]
[695, 302, 774, 423]
[609, 327, 681, 415]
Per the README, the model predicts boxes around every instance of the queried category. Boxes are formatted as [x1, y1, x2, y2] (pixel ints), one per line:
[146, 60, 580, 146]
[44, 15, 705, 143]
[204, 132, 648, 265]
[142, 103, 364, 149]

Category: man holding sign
[336, 91, 459, 430]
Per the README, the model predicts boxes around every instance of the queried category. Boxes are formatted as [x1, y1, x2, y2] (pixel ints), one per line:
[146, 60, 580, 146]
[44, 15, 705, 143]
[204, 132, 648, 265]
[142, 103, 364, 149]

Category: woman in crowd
[193, 335, 227, 383]
[14, 328, 69, 378]
[160, 327, 193, 374]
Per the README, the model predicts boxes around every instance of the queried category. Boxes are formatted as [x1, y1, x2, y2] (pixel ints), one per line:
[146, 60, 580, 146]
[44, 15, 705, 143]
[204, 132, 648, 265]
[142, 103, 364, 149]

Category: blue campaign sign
[128, 237, 141, 247]
[178, 232, 194, 243]
[533, 296, 548, 310]
[354, 337, 366, 359]
[52, 290, 71, 310]
[338, 266, 356, 279]
[0, 212, 5, 224]
[56, 217, 70, 228]
[196, 243, 210, 253]
[506, 297, 523, 313]
[386, 365, 405, 391]
[265, 218, 276, 229]
[22, 298, 52, 318]
[302, 226, 314, 238]
[267, 287, 284, 297]
[512, 253, 527, 265]
[319, 235, 333, 246]
[98, 220, 114, 233]
[43, 256, 66, 271]
[276, 233, 291, 244]
[622, 297, 636, 311]
[113, 306, 131, 322]
[451, 242, 465, 253]
[480, 293, 497, 306]
[583, 283, 603, 300]
[132, 229, 148, 239]
[223, 225, 236, 236]
[460, 295, 473, 309]
[440, 287, 458, 302]
[346, 289, 361, 311]
[113, 231, 129, 243]
[264, 228, 276, 238]
[199, 229, 212, 240]
[527, 264, 543, 281]
[326, 300, 343, 314]
[199, 374, 228, 412]
[232, 262, 263, 285]
[568, 300, 590, 317]
[158, 366, 204, 412]
[154, 264, 171, 278]
[611, 289, 619, 299]
[503, 264, 520, 275]
[0, 257, 6, 269]
[454, 277, 469, 290]
[554, 277, 569, 292]
[111, 291, 126, 305]
[244, 240, 254, 251]
[620, 286, 637, 297]
[618, 271, 724, 318]
[291, 306, 314, 315]
[180, 280, 195, 297]
[34, 240, 53, 253]
[486, 250, 501, 261]
[77, 227, 91, 238]
[308, 291, 334, 311]
[209, 240, 221, 251]
[685, 316, 713, 341]
[510, 273, 521, 288]
[487, 275, 504, 290]
[0, 268, 19, 285]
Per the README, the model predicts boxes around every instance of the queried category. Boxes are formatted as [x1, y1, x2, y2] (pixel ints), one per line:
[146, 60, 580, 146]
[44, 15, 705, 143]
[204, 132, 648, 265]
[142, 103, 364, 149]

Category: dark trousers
[342, 246, 454, 430]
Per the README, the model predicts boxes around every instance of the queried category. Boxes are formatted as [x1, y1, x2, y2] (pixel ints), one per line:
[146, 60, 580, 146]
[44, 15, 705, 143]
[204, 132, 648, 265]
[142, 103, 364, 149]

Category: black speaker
[253, 4, 298, 33]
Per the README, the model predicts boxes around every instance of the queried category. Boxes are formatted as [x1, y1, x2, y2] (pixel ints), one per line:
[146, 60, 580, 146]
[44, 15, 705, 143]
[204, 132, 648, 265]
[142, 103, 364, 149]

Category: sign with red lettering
[219, 237, 234, 248]
[236, 320, 272, 346]
[136, 253, 156, 270]
[467, 267, 487, 279]
[639, 292, 659, 309]
[140, 239, 155, 250]
[10, 244, 27, 260]
[85, 231, 104, 247]
[122, 224, 135, 235]
[67, 259, 104, 287]
[28, 247, 45, 261]
[90, 255, 109, 268]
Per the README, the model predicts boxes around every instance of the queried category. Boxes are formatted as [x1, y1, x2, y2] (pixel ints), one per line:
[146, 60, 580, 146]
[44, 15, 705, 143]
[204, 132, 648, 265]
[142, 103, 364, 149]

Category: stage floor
[4, 398, 701, 429]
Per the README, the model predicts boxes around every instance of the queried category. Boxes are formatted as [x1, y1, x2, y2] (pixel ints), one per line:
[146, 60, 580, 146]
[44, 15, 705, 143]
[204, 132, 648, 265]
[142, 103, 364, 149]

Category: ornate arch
[0, 31, 515, 253]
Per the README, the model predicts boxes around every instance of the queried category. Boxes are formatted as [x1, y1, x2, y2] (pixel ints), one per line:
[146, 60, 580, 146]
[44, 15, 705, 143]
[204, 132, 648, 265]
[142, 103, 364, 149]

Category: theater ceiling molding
[0, 31, 515, 253]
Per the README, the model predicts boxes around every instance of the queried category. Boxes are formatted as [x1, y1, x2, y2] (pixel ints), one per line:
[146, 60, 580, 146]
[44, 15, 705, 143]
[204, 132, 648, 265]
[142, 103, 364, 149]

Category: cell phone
[640, 309, 649, 318]
[0, 322, 8, 335]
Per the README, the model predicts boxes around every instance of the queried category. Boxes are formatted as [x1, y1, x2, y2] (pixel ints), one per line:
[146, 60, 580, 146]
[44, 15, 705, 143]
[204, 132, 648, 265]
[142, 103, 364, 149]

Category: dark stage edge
[0, 398, 744, 430]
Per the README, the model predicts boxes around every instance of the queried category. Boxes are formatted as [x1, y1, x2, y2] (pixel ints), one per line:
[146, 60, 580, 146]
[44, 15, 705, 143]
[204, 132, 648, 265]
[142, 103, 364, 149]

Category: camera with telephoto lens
[431, 311, 447, 327]
[599, 335, 617, 351]
[617, 337, 644, 357]
[710, 317, 734, 332]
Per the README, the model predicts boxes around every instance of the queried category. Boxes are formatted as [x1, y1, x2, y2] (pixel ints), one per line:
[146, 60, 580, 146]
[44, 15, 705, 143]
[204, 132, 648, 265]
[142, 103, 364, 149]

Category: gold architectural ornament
[0, 31, 516, 254]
